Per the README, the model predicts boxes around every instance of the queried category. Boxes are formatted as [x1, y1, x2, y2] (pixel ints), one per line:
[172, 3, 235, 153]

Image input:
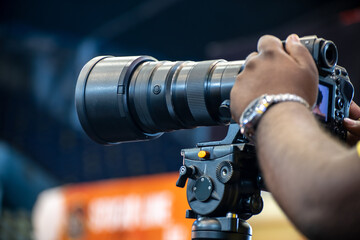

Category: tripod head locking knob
[176, 165, 196, 188]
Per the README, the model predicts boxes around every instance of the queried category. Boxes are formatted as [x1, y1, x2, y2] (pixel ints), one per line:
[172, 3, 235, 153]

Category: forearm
[257, 102, 360, 239]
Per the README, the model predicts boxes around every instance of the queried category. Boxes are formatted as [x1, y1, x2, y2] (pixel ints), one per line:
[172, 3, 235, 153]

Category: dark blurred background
[0, 0, 359, 237]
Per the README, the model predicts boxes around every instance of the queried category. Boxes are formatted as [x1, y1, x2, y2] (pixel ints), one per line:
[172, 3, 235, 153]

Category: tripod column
[191, 214, 252, 240]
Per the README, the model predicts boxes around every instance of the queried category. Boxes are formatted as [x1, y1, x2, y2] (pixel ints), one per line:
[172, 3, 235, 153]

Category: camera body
[316, 66, 353, 140]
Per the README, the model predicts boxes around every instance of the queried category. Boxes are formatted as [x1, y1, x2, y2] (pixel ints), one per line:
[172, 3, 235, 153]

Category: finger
[257, 35, 283, 53]
[243, 51, 258, 70]
[349, 101, 360, 120]
[343, 118, 360, 137]
[285, 34, 317, 72]
[244, 51, 258, 63]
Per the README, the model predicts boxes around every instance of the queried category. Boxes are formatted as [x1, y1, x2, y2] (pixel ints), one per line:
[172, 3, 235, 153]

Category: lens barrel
[75, 56, 243, 144]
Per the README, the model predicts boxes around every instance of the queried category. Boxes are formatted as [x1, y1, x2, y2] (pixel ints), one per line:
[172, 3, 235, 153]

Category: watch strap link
[239, 94, 310, 142]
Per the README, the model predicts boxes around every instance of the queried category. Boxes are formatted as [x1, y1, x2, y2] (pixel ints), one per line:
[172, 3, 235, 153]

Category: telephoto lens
[75, 56, 244, 144]
[75, 36, 338, 144]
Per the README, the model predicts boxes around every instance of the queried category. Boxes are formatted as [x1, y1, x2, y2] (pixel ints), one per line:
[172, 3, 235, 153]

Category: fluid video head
[75, 36, 353, 145]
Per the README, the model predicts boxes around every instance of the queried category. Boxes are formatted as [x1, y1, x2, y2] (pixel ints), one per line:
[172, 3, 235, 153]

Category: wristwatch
[239, 94, 310, 143]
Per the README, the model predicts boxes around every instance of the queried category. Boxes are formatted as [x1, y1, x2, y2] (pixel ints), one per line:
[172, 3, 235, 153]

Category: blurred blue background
[0, 1, 359, 235]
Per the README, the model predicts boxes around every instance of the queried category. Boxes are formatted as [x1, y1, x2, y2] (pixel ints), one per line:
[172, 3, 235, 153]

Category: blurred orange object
[33, 173, 192, 240]
[33, 172, 305, 240]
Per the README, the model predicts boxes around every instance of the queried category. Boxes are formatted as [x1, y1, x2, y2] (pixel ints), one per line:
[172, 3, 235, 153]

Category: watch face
[243, 109, 256, 125]
[239, 96, 267, 139]
[243, 97, 261, 121]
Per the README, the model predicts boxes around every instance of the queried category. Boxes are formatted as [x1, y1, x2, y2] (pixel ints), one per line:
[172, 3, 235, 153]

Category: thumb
[349, 101, 360, 120]
[344, 118, 360, 136]
[344, 118, 360, 146]
[285, 34, 317, 72]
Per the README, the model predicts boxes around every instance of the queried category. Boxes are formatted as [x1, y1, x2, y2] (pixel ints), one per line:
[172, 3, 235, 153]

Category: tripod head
[176, 124, 265, 239]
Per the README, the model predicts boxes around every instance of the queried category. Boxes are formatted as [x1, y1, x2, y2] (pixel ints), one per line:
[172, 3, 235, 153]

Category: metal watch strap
[261, 93, 310, 109]
[239, 94, 310, 142]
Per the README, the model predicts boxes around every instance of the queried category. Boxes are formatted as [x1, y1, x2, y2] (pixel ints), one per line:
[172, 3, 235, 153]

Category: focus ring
[186, 61, 219, 124]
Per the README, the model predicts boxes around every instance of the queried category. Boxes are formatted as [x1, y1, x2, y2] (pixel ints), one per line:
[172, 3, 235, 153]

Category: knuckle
[258, 35, 282, 51]
[260, 48, 278, 58]
[243, 52, 259, 71]
[259, 34, 275, 43]
[244, 57, 257, 70]
[244, 52, 258, 63]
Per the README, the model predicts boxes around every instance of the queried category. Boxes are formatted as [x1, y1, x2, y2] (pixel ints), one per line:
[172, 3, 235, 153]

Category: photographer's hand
[231, 34, 360, 239]
[230, 34, 318, 122]
[344, 101, 360, 145]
